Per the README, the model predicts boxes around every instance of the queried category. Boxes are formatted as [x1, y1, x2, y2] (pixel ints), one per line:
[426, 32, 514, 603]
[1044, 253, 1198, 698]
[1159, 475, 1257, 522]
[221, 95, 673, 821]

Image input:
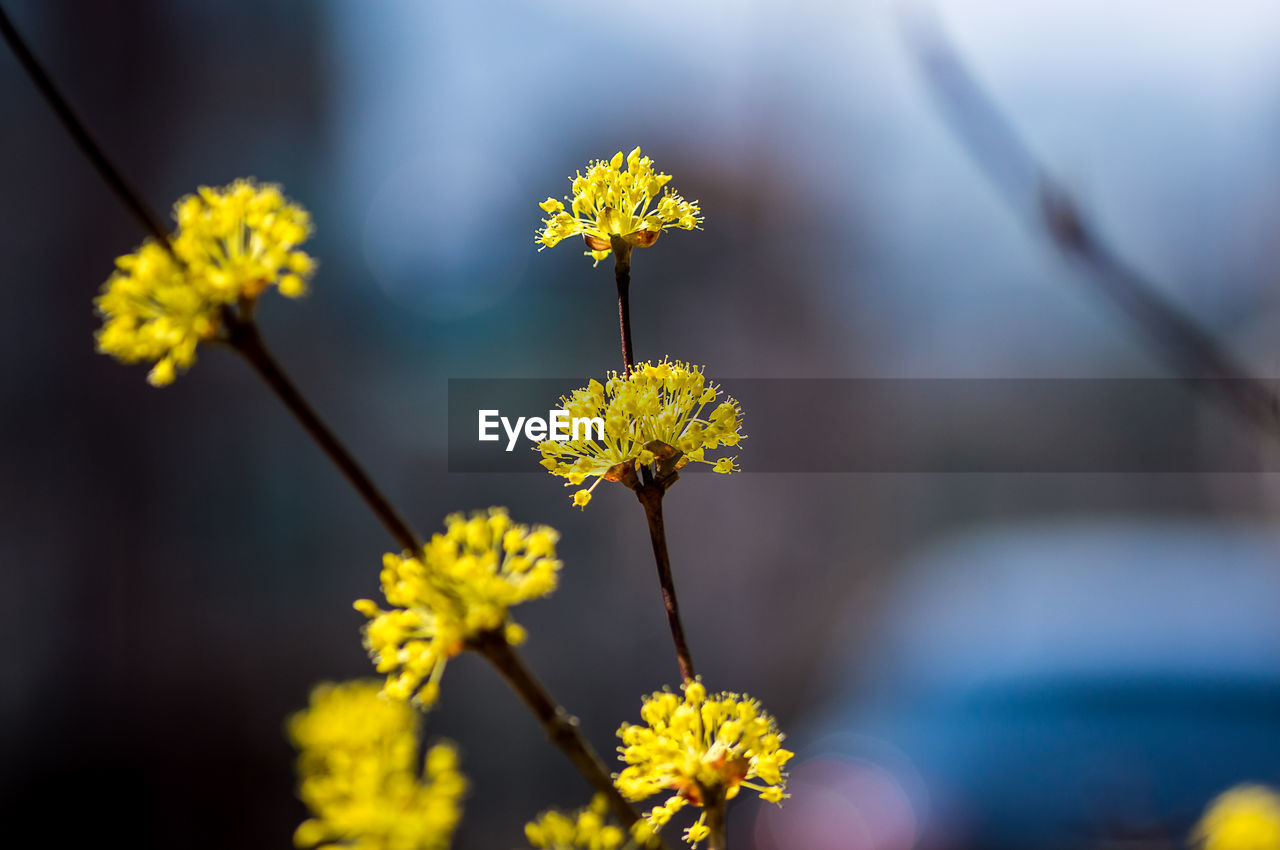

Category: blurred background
[4, 0, 1280, 847]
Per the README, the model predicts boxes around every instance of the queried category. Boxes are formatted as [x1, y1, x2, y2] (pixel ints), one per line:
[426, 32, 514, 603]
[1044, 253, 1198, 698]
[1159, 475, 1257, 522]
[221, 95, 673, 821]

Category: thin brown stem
[0, 5, 176, 258]
[470, 631, 653, 837]
[612, 239, 635, 375]
[223, 313, 423, 554]
[636, 482, 696, 684]
[701, 784, 728, 850]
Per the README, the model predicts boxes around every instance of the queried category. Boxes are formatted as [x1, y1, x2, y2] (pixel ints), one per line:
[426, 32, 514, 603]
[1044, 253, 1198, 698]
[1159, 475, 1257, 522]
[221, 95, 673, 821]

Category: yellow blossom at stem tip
[288, 680, 466, 850]
[355, 508, 562, 707]
[538, 359, 743, 507]
[615, 680, 792, 848]
[537, 147, 702, 265]
[94, 178, 316, 386]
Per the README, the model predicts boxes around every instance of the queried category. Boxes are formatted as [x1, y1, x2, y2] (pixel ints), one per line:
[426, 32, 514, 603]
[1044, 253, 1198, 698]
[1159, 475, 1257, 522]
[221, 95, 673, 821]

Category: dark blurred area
[4, 1, 1280, 848]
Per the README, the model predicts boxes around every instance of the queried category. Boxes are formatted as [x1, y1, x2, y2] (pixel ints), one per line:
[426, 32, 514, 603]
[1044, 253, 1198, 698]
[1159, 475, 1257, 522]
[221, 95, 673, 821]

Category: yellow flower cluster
[288, 680, 466, 850]
[355, 508, 562, 707]
[615, 681, 792, 847]
[525, 795, 632, 850]
[537, 147, 702, 264]
[1193, 785, 1280, 850]
[538, 359, 743, 508]
[95, 178, 316, 386]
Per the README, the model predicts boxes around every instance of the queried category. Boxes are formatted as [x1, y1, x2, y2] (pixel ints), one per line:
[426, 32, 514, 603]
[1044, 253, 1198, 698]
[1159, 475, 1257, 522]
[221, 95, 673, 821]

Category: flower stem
[0, 5, 176, 258]
[635, 481, 697, 684]
[704, 786, 728, 850]
[611, 239, 635, 375]
[223, 312, 423, 553]
[608, 236, 696, 684]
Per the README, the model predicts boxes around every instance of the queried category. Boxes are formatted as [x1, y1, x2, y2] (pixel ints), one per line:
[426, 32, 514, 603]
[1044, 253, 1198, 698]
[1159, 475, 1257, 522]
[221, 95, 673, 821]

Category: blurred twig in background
[901, 9, 1280, 437]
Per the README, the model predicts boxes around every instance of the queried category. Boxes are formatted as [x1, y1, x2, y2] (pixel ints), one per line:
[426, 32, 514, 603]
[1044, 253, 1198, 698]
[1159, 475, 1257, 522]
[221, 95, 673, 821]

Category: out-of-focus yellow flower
[355, 508, 562, 707]
[525, 794, 632, 850]
[95, 178, 316, 386]
[288, 680, 465, 850]
[538, 359, 742, 508]
[537, 147, 702, 265]
[615, 681, 792, 847]
[1193, 784, 1280, 850]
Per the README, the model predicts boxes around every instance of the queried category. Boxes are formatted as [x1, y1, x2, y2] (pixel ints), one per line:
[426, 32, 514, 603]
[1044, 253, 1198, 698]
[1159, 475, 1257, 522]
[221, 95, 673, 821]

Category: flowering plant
[4, 13, 791, 842]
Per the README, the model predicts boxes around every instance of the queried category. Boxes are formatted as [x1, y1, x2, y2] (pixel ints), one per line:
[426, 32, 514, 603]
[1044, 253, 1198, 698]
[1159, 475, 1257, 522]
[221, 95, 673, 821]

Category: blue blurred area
[3, 1, 1280, 848]
[789, 523, 1280, 849]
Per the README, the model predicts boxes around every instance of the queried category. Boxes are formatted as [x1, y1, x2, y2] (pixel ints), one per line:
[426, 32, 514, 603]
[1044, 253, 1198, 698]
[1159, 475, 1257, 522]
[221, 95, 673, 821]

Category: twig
[703, 785, 728, 850]
[223, 312, 423, 553]
[470, 630, 650, 835]
[0, 4, 175, 257]
[612, 238, 636, 375]
[636, 480, 697, 684]
[606, 235, 697, 683]
[901, 9, 1280, 435]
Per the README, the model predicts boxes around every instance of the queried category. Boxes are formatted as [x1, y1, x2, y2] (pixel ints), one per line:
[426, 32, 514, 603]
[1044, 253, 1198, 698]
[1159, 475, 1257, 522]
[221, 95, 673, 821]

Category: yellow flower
[682, 822, 710, 845]
[288, 680, 466, 850]
[1193, 784, 1280, 850]
[537, 147, 702, 265]
[355, 508, 562, 707]
[538, 359, 743, 507]
[95, 178, 316, 386]
[525, 794, 632, 850]
[615, 681, 792, 847]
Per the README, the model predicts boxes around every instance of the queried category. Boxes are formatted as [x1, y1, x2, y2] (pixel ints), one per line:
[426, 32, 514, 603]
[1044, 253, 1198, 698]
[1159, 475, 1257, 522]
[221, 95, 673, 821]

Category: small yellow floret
[356, 508, 563, 707]
[539, 360, 744, 506]
[615, 680, 792, 847]
[1193, 784, 1280, 850]
[536, 147, 702, 265]
[288, 680, 466, 850]
[95, 178, 316, 385]
[682, 820, 710, 844]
